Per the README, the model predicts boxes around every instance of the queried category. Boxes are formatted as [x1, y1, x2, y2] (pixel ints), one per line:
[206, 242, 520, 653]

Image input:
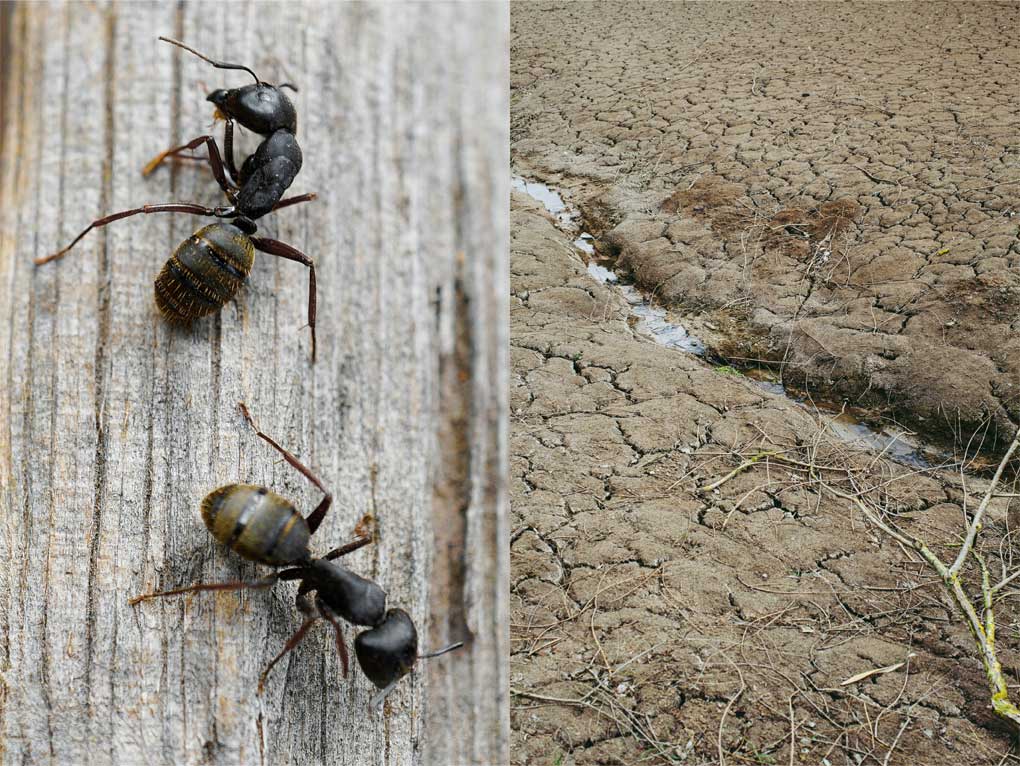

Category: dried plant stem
[705, 426, 1020, 735]
[950, 431, 1020, 576]
[815, 430, 1020, 734]
[702, 450, 781, 491]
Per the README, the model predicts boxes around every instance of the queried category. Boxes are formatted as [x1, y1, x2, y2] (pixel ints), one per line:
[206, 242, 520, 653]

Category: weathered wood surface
[0, 3, 508, 765]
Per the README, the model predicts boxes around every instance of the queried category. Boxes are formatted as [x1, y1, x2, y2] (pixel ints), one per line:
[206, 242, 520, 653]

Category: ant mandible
[36, 38, 320, 360]
[129, 402, 462, 705]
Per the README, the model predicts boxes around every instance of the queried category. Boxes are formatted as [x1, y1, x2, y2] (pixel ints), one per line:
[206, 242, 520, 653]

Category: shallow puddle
[513, 172, 937, 469]
[512, 176, 576, 227]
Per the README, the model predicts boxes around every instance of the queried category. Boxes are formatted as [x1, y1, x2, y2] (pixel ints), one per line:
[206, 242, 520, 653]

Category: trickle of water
[512, 176, 576, 227]
[584, 263, 705, 354]
[743, 373, 932, 468]
[513, 173, 707, 356]
[828, 415, 930, 468]
[574, 233, 596, 255]
[586, 261, 617, 283]
[620, 285, 706, 355]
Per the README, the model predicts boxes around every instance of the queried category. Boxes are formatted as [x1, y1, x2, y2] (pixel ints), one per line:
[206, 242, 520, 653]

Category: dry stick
[872, 653, 913, 750]
[613, 641, 668, 676]
[701, 450, 781, 492]
[787, 694, 797, 766]
[882, 717, 912, 766]
[949, 428, 1020, 576]
[510, 686, 677, 763]
[991, 565, 1020, 595]
[717, 654, 747, 766]
[590, 587, 612, 677]
[510, 687, 598, 707]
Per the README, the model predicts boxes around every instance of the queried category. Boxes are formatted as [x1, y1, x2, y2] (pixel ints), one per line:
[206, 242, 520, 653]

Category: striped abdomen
[154, 223, 254, 323]
[201, 484, 310, 565]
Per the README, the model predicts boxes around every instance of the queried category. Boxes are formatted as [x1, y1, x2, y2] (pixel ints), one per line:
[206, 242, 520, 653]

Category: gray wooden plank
[0, 2, 508, 764]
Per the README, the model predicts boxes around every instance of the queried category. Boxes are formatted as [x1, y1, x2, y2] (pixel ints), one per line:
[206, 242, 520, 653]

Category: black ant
[129, 403, 462, 705]
[36, 38, 320, 360]
[141, 37, 304, 222]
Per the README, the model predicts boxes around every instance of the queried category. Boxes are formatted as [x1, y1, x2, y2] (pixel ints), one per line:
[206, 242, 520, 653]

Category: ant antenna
[278, 82, 299, 92]
[160, 36, 261, 85]
[419, 641, 464, 660]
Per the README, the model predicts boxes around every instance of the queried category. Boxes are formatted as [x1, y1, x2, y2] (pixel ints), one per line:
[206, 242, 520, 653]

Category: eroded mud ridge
[512, 1, 1019, 455]
[511, 192, 1020, 765]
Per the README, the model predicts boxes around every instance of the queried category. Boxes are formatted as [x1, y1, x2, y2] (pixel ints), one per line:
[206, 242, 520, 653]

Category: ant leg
[370, 678, 401, 709]
[141, 134, 236, 196]
[128, 573, 279, 605]
[36, 202, 228, 265]
[304, 495, 333, 536]
[238, 402, 333, 534]
[317, 599, 350, 678]
[258, 590, 320, 694]
[271, 193, 318, 213]
[250, 237, 317, 362]
[238, 401, 328, 492]
[322, 535, 373, 561]
[222, 118, 240, 183]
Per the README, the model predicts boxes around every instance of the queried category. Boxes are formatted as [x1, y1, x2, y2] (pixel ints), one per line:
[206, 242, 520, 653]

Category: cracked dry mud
[511, 4, 1020, 762]
[511, 189, 1020, 765]
[512, 1, 1019, 455]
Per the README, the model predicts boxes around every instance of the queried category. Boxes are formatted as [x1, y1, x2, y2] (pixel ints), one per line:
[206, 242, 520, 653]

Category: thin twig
[949, 428, 1020, 576]
[717, 655, 747, 766]
[702, 450, 780, 491]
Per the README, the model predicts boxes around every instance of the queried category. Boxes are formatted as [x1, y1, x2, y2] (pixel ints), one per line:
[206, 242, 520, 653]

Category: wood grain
[0, 2, 508, 764]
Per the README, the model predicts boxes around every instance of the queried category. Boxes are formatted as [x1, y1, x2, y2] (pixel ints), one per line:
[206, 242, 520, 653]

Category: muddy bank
[510, 191, 1019, 764]
[511, 1, 1020, 456]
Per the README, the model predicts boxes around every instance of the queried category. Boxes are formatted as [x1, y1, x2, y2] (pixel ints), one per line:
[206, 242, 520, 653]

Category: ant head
[355, 609, 465, 700]
[159, 37, 298, 135]
[355, 609, 419, 690]
[207, 83, 297, 136]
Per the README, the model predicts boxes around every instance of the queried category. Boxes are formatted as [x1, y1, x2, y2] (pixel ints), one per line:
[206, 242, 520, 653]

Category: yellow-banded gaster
[200, 483, 310, 566]
[155, 224, 254, 323]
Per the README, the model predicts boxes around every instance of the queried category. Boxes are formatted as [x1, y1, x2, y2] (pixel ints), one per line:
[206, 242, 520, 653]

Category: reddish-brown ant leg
[238, 402, 332, 533]
[128, 573, 279, 605]
[141, 134, 237, 194]
[250, 237, 318, 362]
[35, 202, 227, 265]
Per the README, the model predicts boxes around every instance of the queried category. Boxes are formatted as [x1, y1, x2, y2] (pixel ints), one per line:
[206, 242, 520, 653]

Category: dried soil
[512, 0, 1020, 455]
[510, 190, 1020, 764]
[511, 4, 1020, 762]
